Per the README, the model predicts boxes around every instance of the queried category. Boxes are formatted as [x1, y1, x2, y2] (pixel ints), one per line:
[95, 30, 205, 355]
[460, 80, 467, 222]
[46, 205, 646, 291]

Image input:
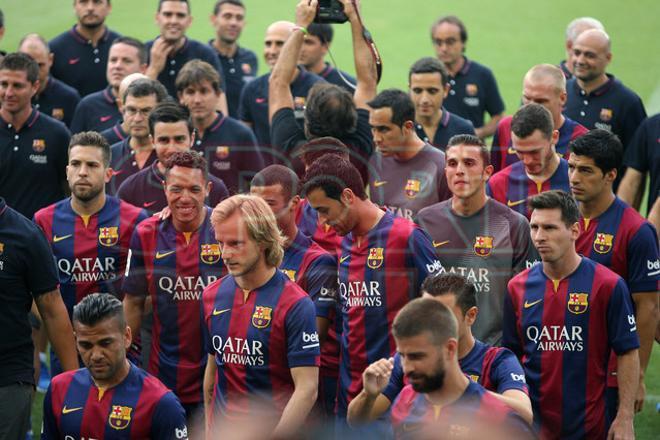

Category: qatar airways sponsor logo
[212, 335, 265, 366]
[58, 257, 117, 283]
[526, 325, 584, 351]
[439, 266, 490, 293]
[158, 275, 218, 301]
[339, 280, 382, 308]
[386, 205, 414, 221]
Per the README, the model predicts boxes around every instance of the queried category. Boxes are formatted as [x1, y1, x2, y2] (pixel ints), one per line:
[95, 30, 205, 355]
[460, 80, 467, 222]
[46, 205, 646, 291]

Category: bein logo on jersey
[108, 405, 132, 430]
[647, 259, 660, 277]
[426, 260, 444, 274]
[510, 373, 526, 383]
[175, 426, 189, 439]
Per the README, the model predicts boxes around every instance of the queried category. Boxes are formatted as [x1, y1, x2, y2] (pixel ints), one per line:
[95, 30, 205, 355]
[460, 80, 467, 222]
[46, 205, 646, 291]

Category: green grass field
[1, 0, 657, 436]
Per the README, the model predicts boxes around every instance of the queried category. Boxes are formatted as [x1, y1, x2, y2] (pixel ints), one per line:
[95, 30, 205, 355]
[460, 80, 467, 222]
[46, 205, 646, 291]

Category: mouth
[175, 205, 196, 216]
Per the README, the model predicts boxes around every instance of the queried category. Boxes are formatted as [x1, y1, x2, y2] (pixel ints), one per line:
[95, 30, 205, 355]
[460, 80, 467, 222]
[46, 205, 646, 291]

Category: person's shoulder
[610, 75, 643, 100]
[222, 115, 254, 133]
[417, 199, 451, 221]
[581, 256, 623, 287]
[467, 58, 496, 76]
[77, 89, 106, 105]
[36, 111, 70, 134]
[50, 367, 87, 390]
[118, 197, 147, 217]
[488, 198, 528, 223]
[298, 69, 325, 87]
[188, 38, 216, 55]
[496, 114, 513, 130]
[50, 77, 81, 99]
[49, 28, 75, 47]
[237, 46, 258, 59]
[446, 111, 475, 130]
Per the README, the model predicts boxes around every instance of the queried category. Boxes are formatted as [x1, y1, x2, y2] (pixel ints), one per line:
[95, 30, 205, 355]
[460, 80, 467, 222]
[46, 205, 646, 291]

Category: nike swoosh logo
[524, 299, 543, 309]
[53, 234, 73, 243]
[143, 201, 157, 208]
[507, 147, 517, 155]
[68, 58, 80, 65]
[507, 199, 526, 208]
[339, 255, 350, 263]
[255, 98, 266, 104]
[110, 169, 124, 176]
[213, 308, 231, 316]
[62, 406, 83, 414]
[100, 115, 113, 122]
[433, 240, 450, 248]
[373, 180, 388, 187]
[155, 250, 175, 259]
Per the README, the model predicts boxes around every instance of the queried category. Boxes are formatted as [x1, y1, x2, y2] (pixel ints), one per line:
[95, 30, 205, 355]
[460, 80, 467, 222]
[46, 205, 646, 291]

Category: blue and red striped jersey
[33, 196, 147, 318]
[122, 208, 225, 404]
[390, 381, 533, 440]
[487, 159, 571, 218]
[491, 115, 588, 173]
[42, 363, 188, 439]
[336, 211, 442, 416]
[295, 199, 342, 257]
[202, 270, 320, 419]
[503, 257, 639, 439]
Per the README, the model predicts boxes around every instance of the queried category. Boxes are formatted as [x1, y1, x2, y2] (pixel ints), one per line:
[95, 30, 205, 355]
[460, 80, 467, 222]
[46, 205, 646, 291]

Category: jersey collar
[572, 73, 616, 97]
[0, 198, 7, 217]
[102, 86, 117, 105]
[70, 25, 111, 45]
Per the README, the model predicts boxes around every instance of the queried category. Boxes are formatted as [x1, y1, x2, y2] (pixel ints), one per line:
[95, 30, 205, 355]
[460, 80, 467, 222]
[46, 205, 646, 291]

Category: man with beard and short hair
[43, 293, 189, 439]
[209, 0, 258, 118]
[18, 33, 81, 127]
[49, 0, 120, 97]
[299, 23, 356, 92]
[559, 17, 605, 79]
[34, 131, 148, 375]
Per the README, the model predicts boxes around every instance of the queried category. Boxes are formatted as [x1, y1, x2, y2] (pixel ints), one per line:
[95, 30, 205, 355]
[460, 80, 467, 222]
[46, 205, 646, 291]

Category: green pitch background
[1, 0, 657, 436]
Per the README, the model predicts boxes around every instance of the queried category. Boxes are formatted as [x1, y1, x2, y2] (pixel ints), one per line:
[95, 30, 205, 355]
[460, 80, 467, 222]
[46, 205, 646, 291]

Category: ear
[483, 164, 494, 180]
[464, 306, 478, 326]
[290, 194, 301, 213]
[551, 129, 560, 146]
[341, 188, 354, 205]
[605, 167, 617, 184]
[443, 83, 450, 99]
[104, 167, 114, 184]
[559, 91, 567, 107]
[124, 325, 132, 349]
[570, 221, 581, 240]
[205, 180, 213, 197]
[445, 337, 459, 361]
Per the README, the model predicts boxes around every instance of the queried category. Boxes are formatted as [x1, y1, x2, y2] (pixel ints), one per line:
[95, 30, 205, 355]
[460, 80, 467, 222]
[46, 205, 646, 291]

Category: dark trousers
[0, 383, 33, 439]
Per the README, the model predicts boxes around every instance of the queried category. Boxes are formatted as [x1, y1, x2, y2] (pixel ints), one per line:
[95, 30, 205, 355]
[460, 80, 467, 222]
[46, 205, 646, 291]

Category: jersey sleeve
[623, 118, 650, 172]
[121, 228, 148, 297]
[509, 214, 539, 274]
[382, 352, 405, 403]
[502, 284, 523, 358]
[606, 278, 641, 355]
[406, 227, 444, 292]
[41, 385, 60, 439]
[285, 296, 321, 368]
[237, 83, 253, 123]
[26, 226, 59, 297]
[618, 95, 647, 149]
[626, 223, 660, 293]
[490, 348, 528, 394]
[150, 391, 189, 440]
[305, 254, 339, 318]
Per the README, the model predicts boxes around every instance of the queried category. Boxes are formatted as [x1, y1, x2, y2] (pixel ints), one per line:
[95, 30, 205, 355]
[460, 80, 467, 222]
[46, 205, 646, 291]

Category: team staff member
[503, 190, 640, 439]
[491, 64, 588, 173]
[559, 17, 604, 79]
[71, 37, 147, 134]
[487, 103, 570, 219]
[19, 34, 81, 128]
[431, 15, 504, 139]
[49, 0, 119, 97]
[0, 198, 77, 440]
[209, 0, 258, 118]
[347, 273, 532, 426]
[98, 72, 148, 147]
[34, 131, 148, 374]
[303, 156, 442, 423]
[117, 102, 228, 214]
[43, 293, 188, 440]
[568, 130, 659, 415]
[123, 151, 226, 431]
[203, 195, 320, 438]
[176, 59, 263, 194]
[0, 53, 70, 219]
[417, 135, 537, 344]
[300, 23, 356, 92]
[367, 89, 451, 220]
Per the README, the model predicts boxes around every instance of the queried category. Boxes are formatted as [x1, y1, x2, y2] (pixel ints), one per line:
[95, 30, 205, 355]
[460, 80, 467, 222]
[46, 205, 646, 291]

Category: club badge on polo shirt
[200, 243, 221, 264]
[294, 96, 306, 119]
[29, 139, 48, 164]
[52, 108, 65, 121]
[567, 292, 589, 314]
[593, 232, 614, 254]
[474, 235, 494, 258]
[367, 247, 384, 269]
[98, 227, 119, 247]
[32, 139, 46, 153]
[466, 84, 478, 96]
[600, 108, 613, 122]
[0, 242, 4, 271]
[241, 63, 252, 75]
[212, 146, 231, 171]
[108, 405, 132, 430]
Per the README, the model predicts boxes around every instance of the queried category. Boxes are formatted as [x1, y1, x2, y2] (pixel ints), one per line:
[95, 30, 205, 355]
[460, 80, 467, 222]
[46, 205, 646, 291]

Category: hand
[607, 415, 634, 440]
[148, 37, 175, 75]
[338, 0, 360, 22]
[634, 379, 645, 413]
[362, 357, 393, 398]
[154, 206, 172, 221]
[295, 0, 318, 28]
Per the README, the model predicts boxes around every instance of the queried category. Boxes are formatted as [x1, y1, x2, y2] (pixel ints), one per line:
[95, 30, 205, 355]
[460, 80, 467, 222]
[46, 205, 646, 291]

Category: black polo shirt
[0, 109, 70, 219]
[70, 86, 121, 134]
[238, 68, 324, 146]
[49, 26, 120, 97]
[317, 63, 356, 93]
[33, 76, 81, 128]
[107, 137, 157, 195]
[100, 123, 128, 146]
[0, 197, 60, 387]
[624, 114, 660, 209]
[415, 108, 475, 151]
[558, 60, 572, 79]
[210, 42, 258, 118]
[146, 37, 223, 97]
[116, 161, 229, 214]
[442, 57, 505, 129]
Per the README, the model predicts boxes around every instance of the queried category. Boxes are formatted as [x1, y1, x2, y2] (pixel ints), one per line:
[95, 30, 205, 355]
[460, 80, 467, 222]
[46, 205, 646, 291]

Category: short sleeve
[490, 348, 528, 394]
[510, 214, 539, 274]
[619, 95, 647, 148]
[502, 286, 522, 358]
[150, 392, 189, 440]
[237, 82, 254, 123]
[382, 352, 405, 403]
[121, 229, 147, 297]
[406, 227, 444, 293]
[626, 223, 660, 293]
[285, 296, 321, 368]
[606, 278, 640, 355]
[483, 69, 505, 116]
[26, 227, 59, 297]
[623, 118, 650, 172]
[304, 254, 338, 317]
[270, 108, 306, 155]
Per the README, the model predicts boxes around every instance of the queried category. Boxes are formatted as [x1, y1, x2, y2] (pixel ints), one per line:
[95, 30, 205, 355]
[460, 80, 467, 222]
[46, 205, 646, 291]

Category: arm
[475, 113, 503, 139]
[490, 390, 533, 426]
[145, 38, 175, 80]
[203, 355, 217, 432]
[42, 386, 60, 439]
[632, 292, 659, 412]
[347, 358, 394, 425]
[649, 197, 660, 235]
[607, 349, 639, 440]
[273, 366, 318, 438]
[616, 168, 644, 210]
[35, 290, 78, 371]
[341, 0, 377, 110]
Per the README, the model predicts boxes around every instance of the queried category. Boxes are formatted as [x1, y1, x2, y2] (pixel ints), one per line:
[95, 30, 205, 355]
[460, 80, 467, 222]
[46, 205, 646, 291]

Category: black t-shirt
[70, 86, 121, 134]
[624, 114, 660, 209]
[317, 63, 356, 93]
[210, 43, 258, 118]
[33, 76, 81, 128]
[0, 198, 60, 386]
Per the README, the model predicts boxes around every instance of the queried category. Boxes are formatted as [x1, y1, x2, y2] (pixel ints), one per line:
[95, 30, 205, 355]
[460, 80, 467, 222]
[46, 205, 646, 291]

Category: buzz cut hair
[525, 64, 567, 94]
[18, 33, 50, 53]
[251, 165, 299, 202]
[392, 298, 458, 345]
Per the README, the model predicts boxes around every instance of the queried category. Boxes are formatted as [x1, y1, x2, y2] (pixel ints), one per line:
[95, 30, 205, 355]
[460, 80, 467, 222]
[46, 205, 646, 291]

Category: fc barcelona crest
[201, 244, 221, 264]
[108, 405, 132, 430]
[32, 139, 46, 152]
[473, 236, 493, 257]
[52, 108, 65, 121]
[367, 247, 384, 269]
[405, 179, 421, 199]
[215, 146, 230, 159]
[600, 108, 613, 122]
[98, 227, 119, 247]
[567, 293, 589, 314]
[282, 269, 297, 281]
[0, 242, 4, 255]
[252, 306, 272, 329]
[593, 232, 614, 254]
[466, 84, 478, 96]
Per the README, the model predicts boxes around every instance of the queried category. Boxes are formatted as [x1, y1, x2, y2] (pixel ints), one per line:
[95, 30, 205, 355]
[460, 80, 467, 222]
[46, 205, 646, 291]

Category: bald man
[491, 64, 588, 172]
[18, 34, 81, 127]
[237, 20, 324, 151]
[559, 17, 605, 79]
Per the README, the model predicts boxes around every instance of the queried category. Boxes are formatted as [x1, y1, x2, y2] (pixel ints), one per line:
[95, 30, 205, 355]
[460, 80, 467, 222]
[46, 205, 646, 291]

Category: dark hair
[392, 298, 458, 345]
[111, 36, 147, 65]
[0, 52, 39, 83]
[0, 9, 4, 28]
[73, 293, 125, 329]
[447, 134, 490, 167]
[251, 165, 299, 202]
[431, 15, 468, 44]
[213, 0, 244, 16]
[18, 34, 50, 53]
[299, 136, 349, 167]
[124, 78, 168, 103]
[164, 150, 208, 181]
[511, 103, 554, 140]
[69, 131, 111, 167]
[367, 89, 415, 127]
[529, 190, 580, 227]
[176, 59, 222, 94]
[569, 129, 622, 175]
[421, 274, 477, 315]
[303, 155, 366, 201]
[158, 0, 190, 13]
[409, 57, 449, 86]
[305, 83, 357, 138]
[148, 102, 193, 135]
[308, 23, 334, 45]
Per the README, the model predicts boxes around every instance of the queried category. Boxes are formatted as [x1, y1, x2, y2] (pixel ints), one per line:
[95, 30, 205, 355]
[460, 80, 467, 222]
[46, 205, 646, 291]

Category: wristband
[294, 26, 308, 35]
